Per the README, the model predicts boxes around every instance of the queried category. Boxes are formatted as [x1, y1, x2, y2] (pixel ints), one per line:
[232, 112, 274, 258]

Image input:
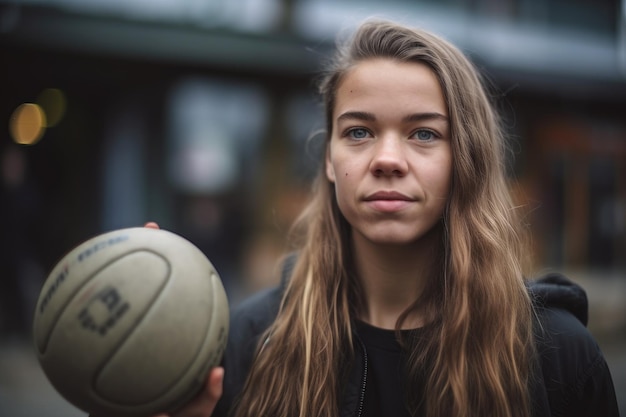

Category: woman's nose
[369, 136, 408, 177]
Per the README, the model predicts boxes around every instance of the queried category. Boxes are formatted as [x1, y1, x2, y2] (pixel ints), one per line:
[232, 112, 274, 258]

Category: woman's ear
[325, 146, 336, 183]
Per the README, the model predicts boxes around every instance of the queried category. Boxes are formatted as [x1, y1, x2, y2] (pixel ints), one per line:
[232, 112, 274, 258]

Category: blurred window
[166, 77, 269, 194]
[513, 0, 617, 36]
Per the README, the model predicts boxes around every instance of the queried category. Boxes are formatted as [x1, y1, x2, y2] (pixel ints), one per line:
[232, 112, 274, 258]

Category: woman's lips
[363, 191, 414, 212]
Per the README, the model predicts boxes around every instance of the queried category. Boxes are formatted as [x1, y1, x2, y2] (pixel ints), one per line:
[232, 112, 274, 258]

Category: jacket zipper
[356, 336, 368, 417]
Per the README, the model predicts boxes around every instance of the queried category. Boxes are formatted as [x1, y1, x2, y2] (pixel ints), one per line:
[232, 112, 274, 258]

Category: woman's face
[326, 58, 452, 247]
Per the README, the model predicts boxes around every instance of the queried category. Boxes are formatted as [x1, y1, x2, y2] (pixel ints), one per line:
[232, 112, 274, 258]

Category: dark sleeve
[213, 253, 295, 416]
[535, 307, 620, 417]
[212, 285, 283, 417]
[562, 356, 620, 417]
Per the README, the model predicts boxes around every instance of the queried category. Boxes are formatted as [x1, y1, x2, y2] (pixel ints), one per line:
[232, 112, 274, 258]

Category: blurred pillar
[617, 0, 626, 77]
[101, 97, 147, 231]
[564, 155, 589, 266]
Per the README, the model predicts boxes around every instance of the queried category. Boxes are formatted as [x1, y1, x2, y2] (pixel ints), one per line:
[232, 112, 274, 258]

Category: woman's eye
[347, 128, 370, 140]
[414, 129, 436, 141]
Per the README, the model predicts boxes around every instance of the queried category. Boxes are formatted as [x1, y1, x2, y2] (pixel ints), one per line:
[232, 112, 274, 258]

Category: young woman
[147, 20, 619, 417]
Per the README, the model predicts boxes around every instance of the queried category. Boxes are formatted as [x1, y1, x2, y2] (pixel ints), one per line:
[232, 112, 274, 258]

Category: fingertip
[144, 222, 160, 229]
[209, 367, 224, 398]
[211, 366, 224, 388]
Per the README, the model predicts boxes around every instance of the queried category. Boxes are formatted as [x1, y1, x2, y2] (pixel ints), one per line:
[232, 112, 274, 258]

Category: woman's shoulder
[528, 271, 604, 372]
[215, 290, 279, 417]
[528, 273, 619, 417]
[216, 257, 294, 416]
[230, 284, 283, 340]
[533, 305, 602, 372]
[528, 272, 600, 363]
[528, 273, 605, 368]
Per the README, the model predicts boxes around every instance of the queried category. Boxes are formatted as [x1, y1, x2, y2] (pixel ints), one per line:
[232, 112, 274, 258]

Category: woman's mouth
[363, 191, 414, 212]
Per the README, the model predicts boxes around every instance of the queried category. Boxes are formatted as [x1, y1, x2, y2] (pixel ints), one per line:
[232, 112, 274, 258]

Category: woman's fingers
[144, 222, 160, 229]
[207, 366, 224, 403]
[170, 367, 224, 417]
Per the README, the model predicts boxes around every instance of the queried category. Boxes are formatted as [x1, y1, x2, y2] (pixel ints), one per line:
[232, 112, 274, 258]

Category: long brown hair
[233, 20, 534, 417]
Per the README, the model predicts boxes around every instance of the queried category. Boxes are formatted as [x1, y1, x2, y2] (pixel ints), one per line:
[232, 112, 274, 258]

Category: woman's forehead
[333, 59, 448, 121]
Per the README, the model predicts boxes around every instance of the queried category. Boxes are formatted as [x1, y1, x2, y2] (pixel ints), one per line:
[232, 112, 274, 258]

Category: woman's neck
[351, 230, 440, 330]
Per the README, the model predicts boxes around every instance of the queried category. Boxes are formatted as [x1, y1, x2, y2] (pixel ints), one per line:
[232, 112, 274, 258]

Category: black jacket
[215, 261, 620, 417]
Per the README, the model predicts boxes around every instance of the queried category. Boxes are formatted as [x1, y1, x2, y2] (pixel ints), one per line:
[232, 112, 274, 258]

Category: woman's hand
[89, 367, 224, 417]
[153, 367, 225, 417]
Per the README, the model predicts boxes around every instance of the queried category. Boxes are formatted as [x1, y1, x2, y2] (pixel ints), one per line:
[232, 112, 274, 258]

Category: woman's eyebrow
[336, 111, 376, 122]
[402, 112, 448, 123]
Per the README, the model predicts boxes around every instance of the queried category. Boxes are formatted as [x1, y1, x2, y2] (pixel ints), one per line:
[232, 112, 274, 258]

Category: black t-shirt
[355, 320, 423, 417]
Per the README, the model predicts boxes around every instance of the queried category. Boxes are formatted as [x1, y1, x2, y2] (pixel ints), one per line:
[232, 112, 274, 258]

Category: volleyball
[32, 227, 229, 417]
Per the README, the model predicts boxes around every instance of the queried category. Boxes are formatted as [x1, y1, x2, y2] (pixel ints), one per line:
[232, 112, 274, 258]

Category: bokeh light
[9, 103, 47, 145]
[37, 88, 66, 127]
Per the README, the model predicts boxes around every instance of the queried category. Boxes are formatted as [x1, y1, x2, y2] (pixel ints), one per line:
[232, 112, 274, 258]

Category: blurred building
[0, 0, 624, 298]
